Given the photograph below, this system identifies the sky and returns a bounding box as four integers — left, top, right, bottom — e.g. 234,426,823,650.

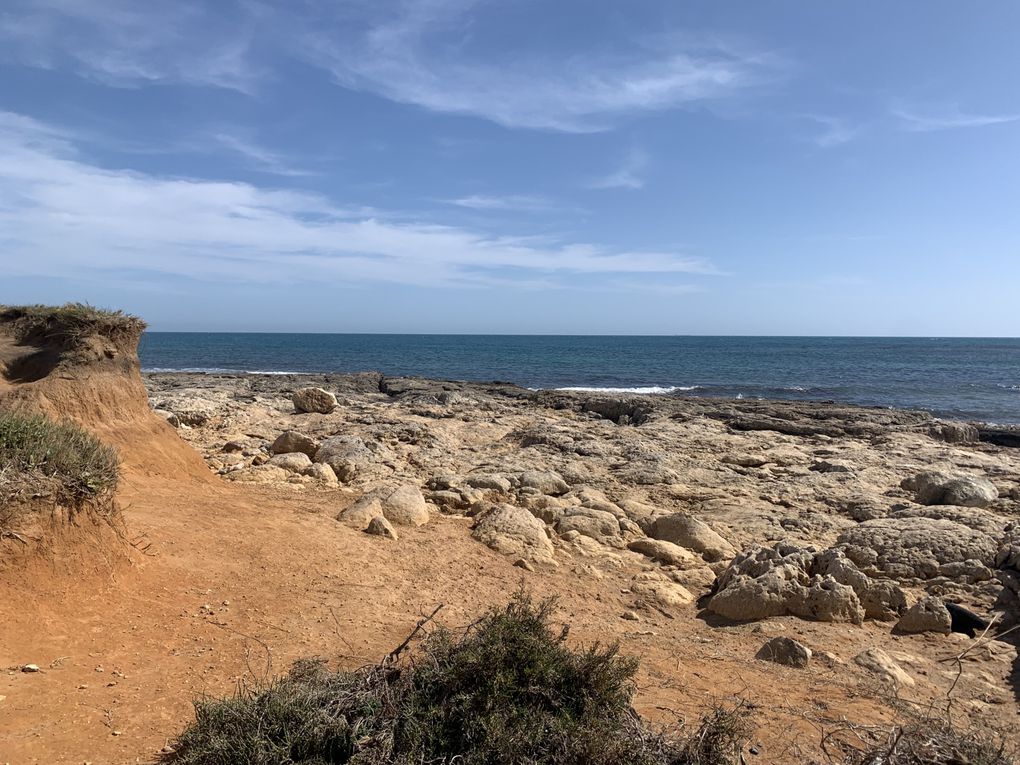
1,0,1019,335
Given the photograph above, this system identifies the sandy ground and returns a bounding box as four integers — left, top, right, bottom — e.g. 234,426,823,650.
2,468,1014,765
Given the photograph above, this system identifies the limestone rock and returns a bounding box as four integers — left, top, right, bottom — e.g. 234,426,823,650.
853,648,915,686
928,422,979,444
378,484,430,526
292,387,338,414
556,507,622,544
649,513,736,563
756,637,811,668
314,436,376,482
896,596,952,634
336,496,384,528
268,452,313,473
902,470,998,508
464,473,512,493
627,538,701,569
306,463,338,485
630,572,695,609
837,517,997,582
471,504,554,564
519,470,569,496
707,543,877,624
270,430,319,458
365,516,398,540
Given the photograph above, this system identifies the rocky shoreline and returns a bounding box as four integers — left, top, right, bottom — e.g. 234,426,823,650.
143,370,1020,708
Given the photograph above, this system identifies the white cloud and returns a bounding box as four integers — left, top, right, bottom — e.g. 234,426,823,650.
443,194,559,212
893,106,1020,132
0,112,719,291
298,1,772,132
804,115,860,148
0,0,257,91
588,149,647,190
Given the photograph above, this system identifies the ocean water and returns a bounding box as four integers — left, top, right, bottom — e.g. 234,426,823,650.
139,334,1020,424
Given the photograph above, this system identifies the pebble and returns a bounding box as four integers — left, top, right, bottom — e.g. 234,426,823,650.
20,664,40,673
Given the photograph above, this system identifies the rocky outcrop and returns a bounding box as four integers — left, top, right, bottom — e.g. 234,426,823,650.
853,648,914,687
268,452,313,473
837,517,997,582
707,543,907,624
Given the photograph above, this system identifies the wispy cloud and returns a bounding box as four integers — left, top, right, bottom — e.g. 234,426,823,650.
210,132,315,177
0,112,720,291
588,149,648,190
297,2,774,132
803,115,860,148
892,105,1020,132
442,194,560,212
0,0,257,91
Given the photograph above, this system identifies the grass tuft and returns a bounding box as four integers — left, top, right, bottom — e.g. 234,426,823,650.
164,592,753,765
0,410,119,508
0,302,146,347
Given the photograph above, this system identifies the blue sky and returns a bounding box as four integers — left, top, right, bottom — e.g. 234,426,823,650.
1,1,1018,335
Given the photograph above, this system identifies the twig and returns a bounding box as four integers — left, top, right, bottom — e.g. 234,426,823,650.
385,604,444,664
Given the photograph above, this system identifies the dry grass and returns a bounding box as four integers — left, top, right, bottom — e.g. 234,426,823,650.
0,303,146,347
164,593,753,765
846,719,1014,765
0,410,119,510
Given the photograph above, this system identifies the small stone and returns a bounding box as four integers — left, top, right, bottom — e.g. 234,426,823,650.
755,637,812,668
111,730,122,736
513,558,535,572
20,664,40,673
292,387,338,414
365,516,398,540
853,648,915,687
621,611,641,621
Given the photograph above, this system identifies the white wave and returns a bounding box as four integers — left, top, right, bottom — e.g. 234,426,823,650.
553,385,698,395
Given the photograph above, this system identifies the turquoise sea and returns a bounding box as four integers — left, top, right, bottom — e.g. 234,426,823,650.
139,334,1020,425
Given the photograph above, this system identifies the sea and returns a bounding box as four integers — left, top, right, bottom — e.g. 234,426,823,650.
138,334,1020,425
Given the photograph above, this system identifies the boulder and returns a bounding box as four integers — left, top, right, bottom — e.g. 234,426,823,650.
471,504,554,564
270,430,319,458
337,496,384,528
365,516,398,540
292,387,338,414
853,648,914,687
556,507,622,544
627,538,701,569
519,470,569,496
314,436,376,482
756,637,811,668
896,596,952,635
268,452,313,473
649,513,736,563
630,572,695,609
837,517,998,582
306,463,339,485
379,484,430,526
814,548,907,620
902,471,998,508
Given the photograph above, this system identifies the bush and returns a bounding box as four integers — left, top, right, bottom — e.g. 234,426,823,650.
0,410,119,507
164,593,752,765
0,302,146,347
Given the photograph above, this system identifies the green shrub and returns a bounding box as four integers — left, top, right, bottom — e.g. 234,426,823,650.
0,302,146,347
0,410,119,506
164,593,752,765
